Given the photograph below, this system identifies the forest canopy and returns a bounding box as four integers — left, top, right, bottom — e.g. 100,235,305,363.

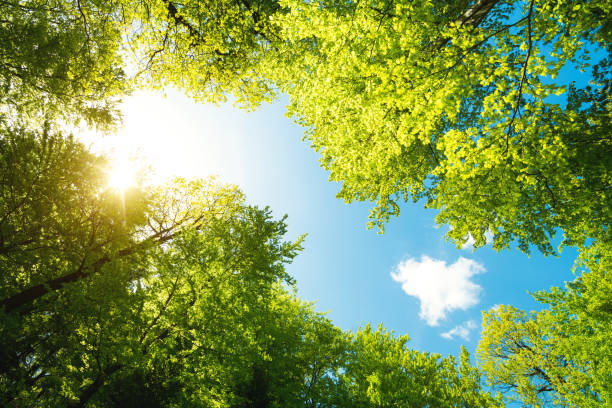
0,0,610,406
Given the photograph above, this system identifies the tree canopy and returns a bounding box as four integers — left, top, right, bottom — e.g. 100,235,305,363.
477,240,611,407
0,0,286,129
0,0,126,129
272,0,611,255
0,0,610,406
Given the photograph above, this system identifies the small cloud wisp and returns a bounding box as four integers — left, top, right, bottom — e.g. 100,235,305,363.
441,320,478,341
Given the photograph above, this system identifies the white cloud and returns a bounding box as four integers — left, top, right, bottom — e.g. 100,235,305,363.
391,256,486,326
441,320,478,341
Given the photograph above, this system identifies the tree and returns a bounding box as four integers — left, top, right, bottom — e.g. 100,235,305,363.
0,122,149,313
0,126,304,406
0,0,127,129
335,324,502,407
271,0,611,255
477,242,612,407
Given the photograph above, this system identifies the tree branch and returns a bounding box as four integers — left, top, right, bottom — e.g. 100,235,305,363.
436,0,501,49
0,215,200,313
73,363,123,408
164,0,231,56
505,0,534,154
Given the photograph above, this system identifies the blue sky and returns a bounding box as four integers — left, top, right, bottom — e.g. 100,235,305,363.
82,88,578,359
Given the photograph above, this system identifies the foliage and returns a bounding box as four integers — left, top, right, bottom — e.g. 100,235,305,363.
2,0,609,255
272,0,611,255
477,241,612,407
0,122,148,310
0,0,287,130
123,0,284,107
0,0,126,129
334,324,501,407
1,0,610,406
5,0,608,255
0,129,303,406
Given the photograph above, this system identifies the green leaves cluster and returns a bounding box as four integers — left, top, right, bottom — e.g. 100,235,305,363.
0,0,126,129
334,325,502,407
124,0,283,107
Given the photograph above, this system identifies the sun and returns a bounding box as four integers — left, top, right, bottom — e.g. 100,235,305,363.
107,155,137,192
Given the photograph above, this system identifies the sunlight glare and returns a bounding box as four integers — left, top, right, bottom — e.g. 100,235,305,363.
78,89,249,189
